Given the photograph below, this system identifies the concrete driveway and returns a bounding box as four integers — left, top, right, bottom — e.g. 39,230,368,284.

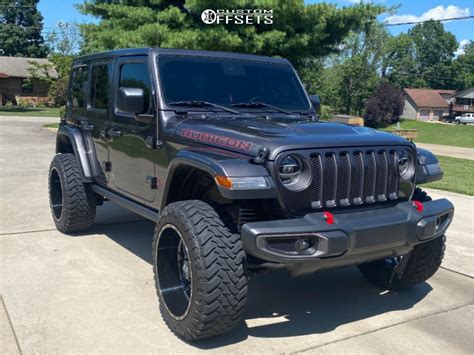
1,116,473,354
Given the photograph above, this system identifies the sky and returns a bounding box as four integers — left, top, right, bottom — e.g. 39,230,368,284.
38,0,473,52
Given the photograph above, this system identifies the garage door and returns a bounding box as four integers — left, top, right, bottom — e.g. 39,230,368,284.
433,110,444,120
419,109,430,121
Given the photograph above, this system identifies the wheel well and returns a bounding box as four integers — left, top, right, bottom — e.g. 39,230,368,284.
56,134,74,155
165,165,228,206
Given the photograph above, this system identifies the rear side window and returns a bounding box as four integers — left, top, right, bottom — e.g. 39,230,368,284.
118,62,152,112
69,66,88,108
90,63,111,110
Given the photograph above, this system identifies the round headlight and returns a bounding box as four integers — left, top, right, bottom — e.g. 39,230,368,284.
279,155,304,187
398,150,415,180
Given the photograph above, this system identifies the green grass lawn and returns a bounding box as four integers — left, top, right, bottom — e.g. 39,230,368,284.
424,156,474,196
43,122,60,129
382,120,474,148
0,106,61,117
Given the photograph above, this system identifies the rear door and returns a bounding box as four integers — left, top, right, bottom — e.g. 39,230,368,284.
108,56,157,202
87,61,113,185
68,63,112,186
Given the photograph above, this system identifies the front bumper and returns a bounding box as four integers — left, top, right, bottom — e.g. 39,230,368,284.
241,199,454,275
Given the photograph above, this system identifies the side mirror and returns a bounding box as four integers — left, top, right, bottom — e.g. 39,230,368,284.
309,95,321,112
118,87,145,114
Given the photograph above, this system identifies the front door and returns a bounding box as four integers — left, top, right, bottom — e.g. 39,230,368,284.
108,56,157,203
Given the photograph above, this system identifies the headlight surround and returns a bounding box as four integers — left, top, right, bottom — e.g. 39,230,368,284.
278,154,311,191
398,149,415,180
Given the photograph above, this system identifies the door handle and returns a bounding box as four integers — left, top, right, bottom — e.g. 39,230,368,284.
107,127,122,138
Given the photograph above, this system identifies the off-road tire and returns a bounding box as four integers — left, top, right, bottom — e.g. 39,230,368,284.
152,200,247,341
48,153,97,233
358,188,446,290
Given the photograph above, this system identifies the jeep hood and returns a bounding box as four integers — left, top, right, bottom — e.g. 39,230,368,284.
173,117,411,160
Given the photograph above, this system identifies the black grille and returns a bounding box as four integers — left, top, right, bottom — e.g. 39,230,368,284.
308,148,400,209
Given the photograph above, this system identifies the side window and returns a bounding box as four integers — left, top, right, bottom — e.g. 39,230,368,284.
69,66,88,109
90,63,111,110
118,62,152,113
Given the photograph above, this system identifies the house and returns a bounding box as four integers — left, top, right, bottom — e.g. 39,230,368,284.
402,88,455,121
449,87,474,117
0,56,58,106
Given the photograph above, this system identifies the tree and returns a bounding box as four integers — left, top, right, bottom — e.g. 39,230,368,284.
300,21,387,115
45,21,82,56
43,22,81,105
409,20,457,71
78,0,384,70
383,34,424,88
364,81,404,128
0,0,48,57
452,41,474,89
383,21,458,89
27,21,78,106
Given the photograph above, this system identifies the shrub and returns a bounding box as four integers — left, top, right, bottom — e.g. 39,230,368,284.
364,81,404,128
320,105,334,120
48,75,69,106
59,105,66,118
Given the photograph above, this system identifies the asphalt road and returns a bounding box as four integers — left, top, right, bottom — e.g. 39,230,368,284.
1,116,473,354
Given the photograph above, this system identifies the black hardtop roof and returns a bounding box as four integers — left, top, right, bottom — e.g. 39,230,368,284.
73,47,290,65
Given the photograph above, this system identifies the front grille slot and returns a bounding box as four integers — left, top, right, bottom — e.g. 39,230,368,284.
306,147,401,209
309,155,323,209
323,154,337,207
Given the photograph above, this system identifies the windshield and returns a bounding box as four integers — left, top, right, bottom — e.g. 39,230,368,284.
157,55,310,112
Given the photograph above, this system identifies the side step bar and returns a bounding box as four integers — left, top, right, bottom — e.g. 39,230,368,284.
92,185,159,222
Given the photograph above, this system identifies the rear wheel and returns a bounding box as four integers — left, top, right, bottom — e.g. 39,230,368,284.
48,153,98,233
153,200,247,340
358,188,445,290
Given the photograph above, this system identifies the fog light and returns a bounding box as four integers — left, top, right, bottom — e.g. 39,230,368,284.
295,238,310,252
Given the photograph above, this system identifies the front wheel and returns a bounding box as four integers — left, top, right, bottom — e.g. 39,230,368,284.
152,200,247,341
358,188,445,290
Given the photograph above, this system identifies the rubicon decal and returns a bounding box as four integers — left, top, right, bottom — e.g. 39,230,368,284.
180,128,253,152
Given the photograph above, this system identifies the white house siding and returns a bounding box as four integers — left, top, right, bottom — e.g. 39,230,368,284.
459,87,474,99
403,98,418,119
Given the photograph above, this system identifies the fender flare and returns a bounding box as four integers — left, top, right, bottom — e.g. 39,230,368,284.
56,125,93,181
416,147,443,184
159,149,277,208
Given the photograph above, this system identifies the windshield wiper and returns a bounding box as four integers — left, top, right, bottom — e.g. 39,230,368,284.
231,101,293,115
168,100,240,115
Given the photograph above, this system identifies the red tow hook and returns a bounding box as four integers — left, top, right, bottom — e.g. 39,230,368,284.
324,211,335,225
412,200,424,212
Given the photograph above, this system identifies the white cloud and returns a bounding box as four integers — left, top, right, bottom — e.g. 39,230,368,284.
454,39,471,56
385,5,470,25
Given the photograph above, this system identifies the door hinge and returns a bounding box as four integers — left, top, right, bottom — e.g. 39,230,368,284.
104,161,112,172
146,136,164,149
146,175,158,189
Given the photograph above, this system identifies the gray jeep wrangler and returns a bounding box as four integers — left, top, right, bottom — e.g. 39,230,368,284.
49,48,454,341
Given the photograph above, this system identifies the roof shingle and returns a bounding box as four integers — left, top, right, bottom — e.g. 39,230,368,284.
0,56,58,78
403,88,453,108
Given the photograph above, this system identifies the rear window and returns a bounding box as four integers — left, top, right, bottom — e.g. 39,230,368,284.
90,63,111,110
69,66,88,108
